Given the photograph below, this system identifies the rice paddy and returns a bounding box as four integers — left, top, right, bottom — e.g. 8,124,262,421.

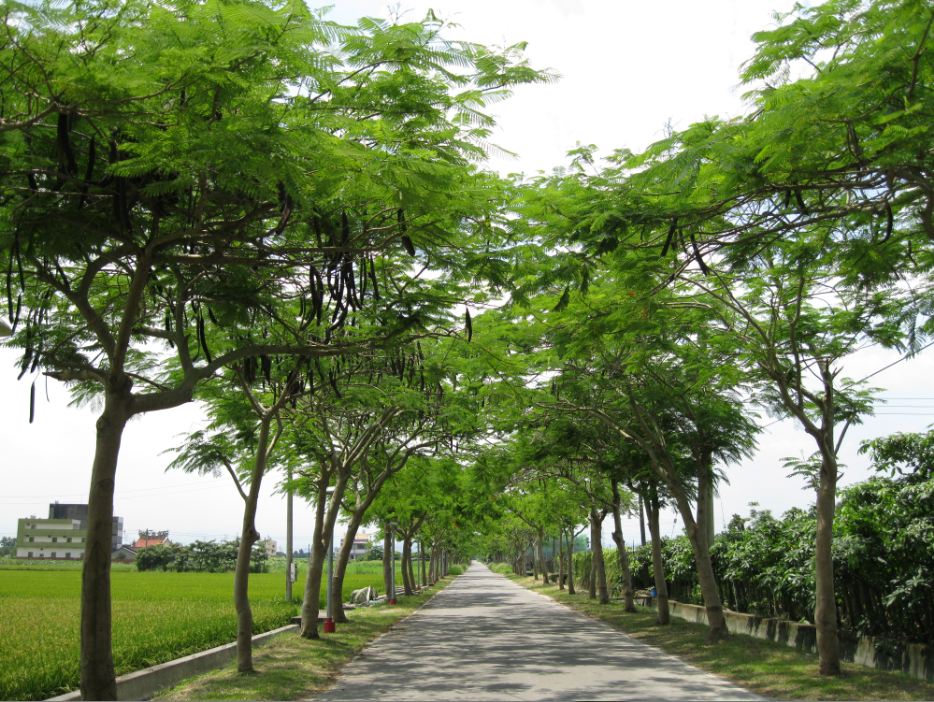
0,561,395,700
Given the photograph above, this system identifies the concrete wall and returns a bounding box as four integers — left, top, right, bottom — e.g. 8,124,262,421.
664,600,933,682
46,624,298,701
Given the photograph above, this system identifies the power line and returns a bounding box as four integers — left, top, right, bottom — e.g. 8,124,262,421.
759,341,934,430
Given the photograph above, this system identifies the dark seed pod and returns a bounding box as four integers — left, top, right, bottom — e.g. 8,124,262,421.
465,309,473,342
661,217,677,257
401,235,416,257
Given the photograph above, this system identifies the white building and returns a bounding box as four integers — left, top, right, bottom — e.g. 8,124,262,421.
15,517,86,560
343,531,371,560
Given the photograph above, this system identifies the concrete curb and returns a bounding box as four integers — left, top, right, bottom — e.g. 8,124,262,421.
47,624,298,701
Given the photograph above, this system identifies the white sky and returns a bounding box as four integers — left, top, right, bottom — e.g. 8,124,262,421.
3,0,932,551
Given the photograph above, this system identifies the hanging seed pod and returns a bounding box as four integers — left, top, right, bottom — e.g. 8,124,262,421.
197,313,212,363
689,232,709,276
661,217,677,257
368,257,379,300
29,380,36,424
261,355,271,384
465,309,473,342
794,188,808,215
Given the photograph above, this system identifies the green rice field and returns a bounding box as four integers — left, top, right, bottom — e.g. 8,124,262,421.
0,561,397,700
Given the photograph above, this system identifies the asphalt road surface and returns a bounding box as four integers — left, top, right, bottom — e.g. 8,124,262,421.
314,561,760,701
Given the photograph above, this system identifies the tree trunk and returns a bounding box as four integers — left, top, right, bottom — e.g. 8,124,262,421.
815,449,841,675
557,531,566,590
406,537,417,591
669,467,727,641
612,480,636,612
233,417,271,673
590,509,609,604
647,487,669,625
638,494,647,546
80,392,130,700
566,529,576,595
381,529,392,596
299,483,328,640
332,515,364,624
419,540,427,587
285,468,293,603
401,537,413,595
537,528,549,584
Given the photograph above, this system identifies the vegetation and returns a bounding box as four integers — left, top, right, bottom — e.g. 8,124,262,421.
1,0,932,693
512,575,934,701
135,540,269,573
0,562,401,701
565,442,934,648
153,578,453,701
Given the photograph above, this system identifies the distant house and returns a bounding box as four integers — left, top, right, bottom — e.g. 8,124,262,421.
15,502,124,560
112,545,138,562
132,530,170,549
15,518,85,560
259,537,277,558
343,532,371,560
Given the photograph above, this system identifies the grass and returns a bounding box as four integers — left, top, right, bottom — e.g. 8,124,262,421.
0,560,400,700
509,575,934,701
154,578,453,701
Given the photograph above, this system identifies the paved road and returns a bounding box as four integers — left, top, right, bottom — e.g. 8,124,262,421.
315,561,760,701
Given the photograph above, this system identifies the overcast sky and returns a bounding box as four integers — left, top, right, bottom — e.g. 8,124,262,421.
3,0,932,551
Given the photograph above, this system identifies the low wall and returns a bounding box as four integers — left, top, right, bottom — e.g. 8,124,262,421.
664,600,933,682
47,624,298,701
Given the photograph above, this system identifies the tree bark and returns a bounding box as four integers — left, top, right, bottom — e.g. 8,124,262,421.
566,529,576,595
406,537,417,591
815,447,841,675
300,470,347,638
232,416,271,673
299,481,328,640
285,468,293,603
611,481,636,612
647,487,670,625
332,516,363,624
638,494,647,546
401,537,413,595
80,391,130,700
557,531,566,590
537,527,549,584
590,509,609,604
382,529,393,596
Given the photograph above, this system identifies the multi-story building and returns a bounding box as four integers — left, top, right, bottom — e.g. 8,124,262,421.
48,502,123,551
343,532,371,560
14,503,125,560
15,518,86,560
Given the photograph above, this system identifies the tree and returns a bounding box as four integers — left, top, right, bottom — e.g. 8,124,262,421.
1,2,547,695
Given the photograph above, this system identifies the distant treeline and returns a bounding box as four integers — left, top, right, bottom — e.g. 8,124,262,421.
136,540,268,573
575,465,933,645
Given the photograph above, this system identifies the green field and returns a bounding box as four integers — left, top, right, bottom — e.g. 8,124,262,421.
0,561,398,701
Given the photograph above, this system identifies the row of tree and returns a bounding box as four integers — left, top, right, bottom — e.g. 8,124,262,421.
135,540,269,573
2,0,931,695
0,0,547,697
562,430,933,645
466,0,933,678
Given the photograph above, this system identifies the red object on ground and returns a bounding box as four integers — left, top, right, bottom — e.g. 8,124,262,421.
388,598,397,605
323,618,336,633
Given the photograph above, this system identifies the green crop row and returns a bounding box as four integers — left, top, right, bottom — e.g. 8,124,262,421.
0,561,397,700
